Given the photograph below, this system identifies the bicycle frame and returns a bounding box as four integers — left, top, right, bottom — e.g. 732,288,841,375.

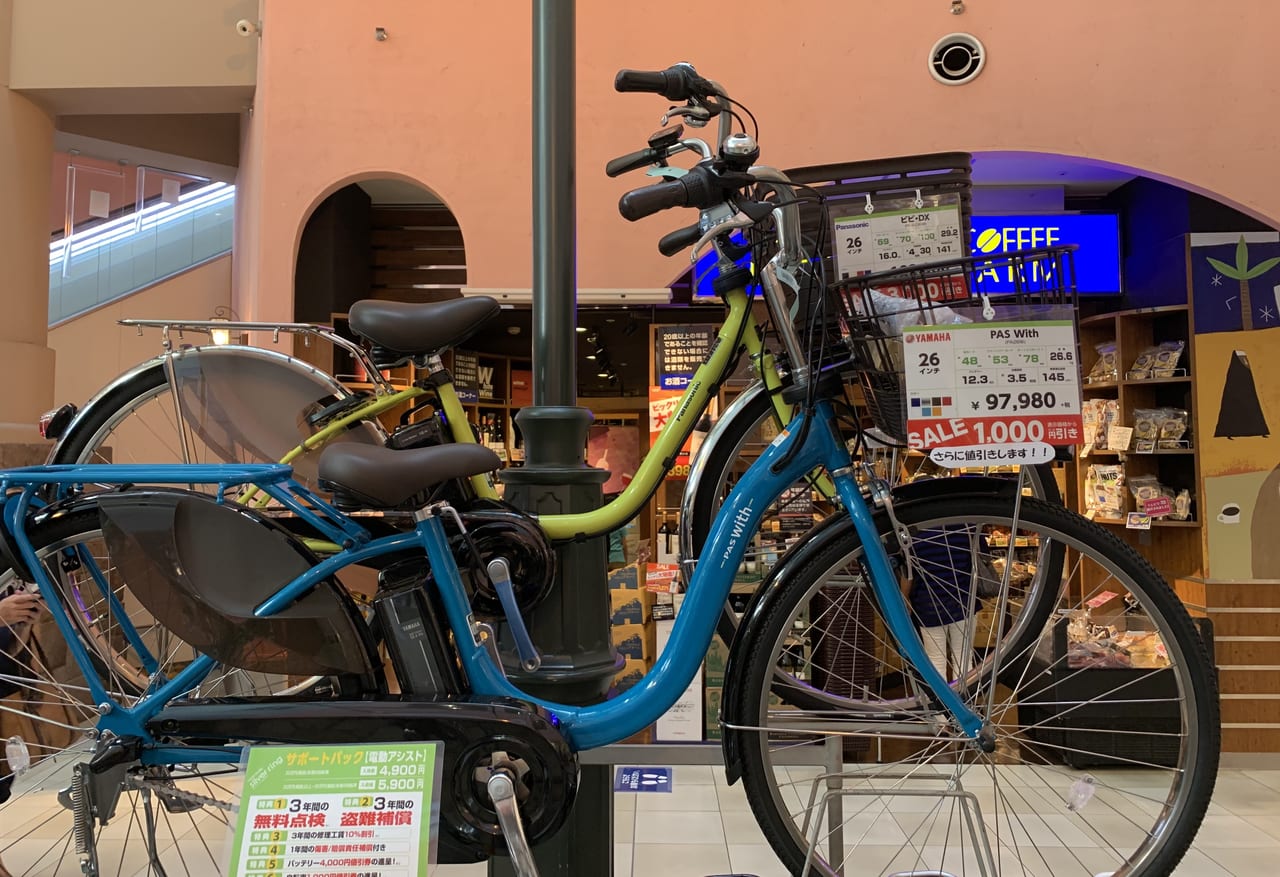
0,399,984,763
120,286,791,545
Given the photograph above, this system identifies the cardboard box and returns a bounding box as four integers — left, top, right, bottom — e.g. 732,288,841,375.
610,588,655,625
613,657,649,693
704,633,730,686
611,622,656,661
607,564,641,590
704,686,723,741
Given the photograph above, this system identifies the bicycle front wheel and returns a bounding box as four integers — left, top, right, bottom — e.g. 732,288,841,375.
687,384,1062,649
729,495,1218,877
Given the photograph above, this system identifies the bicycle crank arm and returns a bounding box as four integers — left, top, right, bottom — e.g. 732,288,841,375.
488,558,541,671
487,771,541,877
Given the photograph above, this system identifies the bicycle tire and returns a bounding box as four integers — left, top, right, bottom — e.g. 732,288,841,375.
729,495,1218,877
687,387,1062,648
0,504,326,876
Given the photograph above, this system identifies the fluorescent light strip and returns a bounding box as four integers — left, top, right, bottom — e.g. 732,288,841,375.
50,183,234,265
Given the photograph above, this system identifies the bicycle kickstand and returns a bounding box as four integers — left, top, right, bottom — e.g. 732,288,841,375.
485,769,540,877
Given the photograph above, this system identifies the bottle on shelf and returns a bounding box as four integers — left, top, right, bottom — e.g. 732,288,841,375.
657,517,679,565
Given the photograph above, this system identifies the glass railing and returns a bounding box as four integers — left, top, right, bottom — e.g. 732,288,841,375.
49,182,235,325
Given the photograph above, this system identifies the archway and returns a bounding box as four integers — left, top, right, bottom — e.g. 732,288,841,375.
293,175,466,325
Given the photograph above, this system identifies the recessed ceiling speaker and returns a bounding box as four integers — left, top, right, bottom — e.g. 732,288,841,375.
928,33,986,85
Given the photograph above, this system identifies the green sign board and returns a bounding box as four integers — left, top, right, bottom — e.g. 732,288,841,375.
227,742,443,877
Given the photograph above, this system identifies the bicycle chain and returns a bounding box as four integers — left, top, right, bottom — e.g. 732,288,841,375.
126,775,236,812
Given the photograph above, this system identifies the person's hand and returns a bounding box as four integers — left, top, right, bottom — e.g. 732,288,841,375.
0,593,41,630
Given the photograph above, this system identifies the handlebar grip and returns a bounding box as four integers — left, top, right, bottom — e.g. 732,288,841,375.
605,147,661,178
618,179,688,221
658,223,703,257
614,69,671,94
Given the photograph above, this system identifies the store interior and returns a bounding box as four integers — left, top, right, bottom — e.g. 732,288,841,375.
4,3,1280,875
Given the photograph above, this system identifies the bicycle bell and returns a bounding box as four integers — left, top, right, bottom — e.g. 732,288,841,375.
721,132,760,170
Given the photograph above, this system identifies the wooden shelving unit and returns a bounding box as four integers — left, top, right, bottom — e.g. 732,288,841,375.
1074,304,1203,587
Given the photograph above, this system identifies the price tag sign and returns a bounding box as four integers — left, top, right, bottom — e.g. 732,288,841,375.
832,195,965,279
904,319,1082,449
228,742,442,877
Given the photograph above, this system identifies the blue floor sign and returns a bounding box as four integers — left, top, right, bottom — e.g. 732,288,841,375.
614,766,672,792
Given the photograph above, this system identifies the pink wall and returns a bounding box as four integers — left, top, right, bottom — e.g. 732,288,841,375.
235,0,1280,322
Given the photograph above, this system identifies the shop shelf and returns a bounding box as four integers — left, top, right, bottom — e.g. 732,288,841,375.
1019,617,1213,769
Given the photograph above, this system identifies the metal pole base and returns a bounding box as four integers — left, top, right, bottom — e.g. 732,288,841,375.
500,406,619,704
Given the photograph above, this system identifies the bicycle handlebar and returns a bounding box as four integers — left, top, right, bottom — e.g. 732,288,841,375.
605,147,663,178
618,164,729,221
658,223,703,256
614,64,717,101
618,180,690,221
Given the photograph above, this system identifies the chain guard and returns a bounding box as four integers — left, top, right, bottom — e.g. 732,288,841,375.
146,695,577,864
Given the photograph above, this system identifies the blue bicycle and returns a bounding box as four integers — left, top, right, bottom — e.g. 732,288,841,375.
0,64,1216,877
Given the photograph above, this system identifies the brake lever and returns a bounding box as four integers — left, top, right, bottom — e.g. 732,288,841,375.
690,210,755,263
663,105,713,129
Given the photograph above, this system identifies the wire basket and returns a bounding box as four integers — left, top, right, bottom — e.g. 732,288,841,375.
823,245,1078,443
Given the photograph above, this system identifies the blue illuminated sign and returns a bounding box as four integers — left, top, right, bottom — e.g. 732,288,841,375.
970,214,1121,294
690,234,753,299
687,214,1121,297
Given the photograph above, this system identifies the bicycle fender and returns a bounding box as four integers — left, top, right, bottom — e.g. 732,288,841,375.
718,476,1017,783
50,345,387,466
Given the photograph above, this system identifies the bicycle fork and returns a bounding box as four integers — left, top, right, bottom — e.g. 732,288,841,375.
833,466,992,747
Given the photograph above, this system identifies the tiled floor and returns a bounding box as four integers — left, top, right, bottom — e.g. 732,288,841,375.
5,764,1280,875
439,765,1280,876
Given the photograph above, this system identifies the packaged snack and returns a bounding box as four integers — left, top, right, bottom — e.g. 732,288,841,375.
1152,340,1186,378
1082,399,1122,449
1172,489,1192,521
1132,408,1161,452
1082,399,1107,450
1158,408,1189,448
1128,475,1163,513
1127,341,1186,380
1085,464,1126,518
1099,399,1121,449
1127,345,1162,380
1087,342,1119,384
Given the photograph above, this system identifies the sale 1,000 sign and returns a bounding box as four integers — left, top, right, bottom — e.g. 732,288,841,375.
903,320,1083,450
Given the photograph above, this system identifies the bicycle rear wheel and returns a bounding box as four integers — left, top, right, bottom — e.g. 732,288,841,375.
0,499,387,874
0,512,246,875
728,495,1218,877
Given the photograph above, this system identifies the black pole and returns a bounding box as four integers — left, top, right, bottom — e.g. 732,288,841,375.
491,2,616,873
531,0,575,406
